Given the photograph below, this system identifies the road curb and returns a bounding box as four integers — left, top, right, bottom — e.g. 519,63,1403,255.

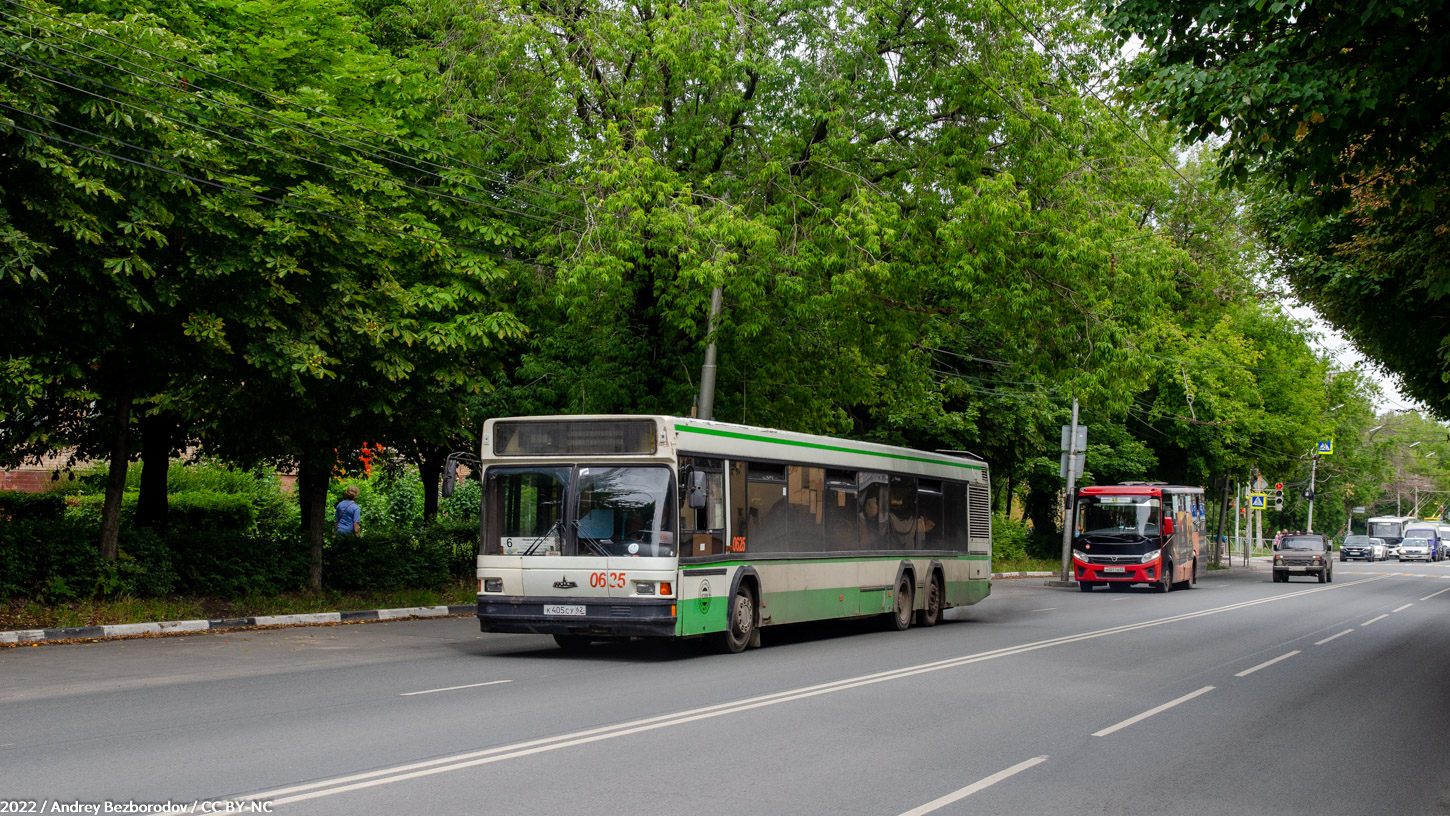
991,571,1057,578
0,604,477,646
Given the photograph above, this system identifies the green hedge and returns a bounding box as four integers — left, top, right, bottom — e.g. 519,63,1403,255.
0,491,67,521
68,491,258,532
0,496,478,601
324,523,476,591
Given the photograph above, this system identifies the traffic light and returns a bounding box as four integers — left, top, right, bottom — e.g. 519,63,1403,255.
1274,482,1284,510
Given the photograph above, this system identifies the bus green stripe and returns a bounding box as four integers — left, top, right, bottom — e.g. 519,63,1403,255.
674,425,985,471
682,554,990,569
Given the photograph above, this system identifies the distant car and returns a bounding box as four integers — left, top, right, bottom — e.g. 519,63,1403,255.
1383,540,1401,559
1400,537,1434,562
1340,535,1385,562
1274,534,1333,583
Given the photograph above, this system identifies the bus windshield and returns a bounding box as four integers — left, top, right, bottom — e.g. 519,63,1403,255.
1076,495,1161,540
1368,521,1402,539
486,465,676,557
576,466,677,557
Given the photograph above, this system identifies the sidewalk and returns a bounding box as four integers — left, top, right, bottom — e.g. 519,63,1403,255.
0,604,478,646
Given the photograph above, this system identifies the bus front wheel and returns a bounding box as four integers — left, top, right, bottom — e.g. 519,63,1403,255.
711,586,756,654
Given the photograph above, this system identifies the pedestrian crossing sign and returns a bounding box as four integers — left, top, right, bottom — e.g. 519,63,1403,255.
1317,440,1334,455
1250,493,1266,509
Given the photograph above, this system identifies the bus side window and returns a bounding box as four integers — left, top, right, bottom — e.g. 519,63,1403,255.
858,473,889,551
943,481,969,553
825,470,858,551
729,460,748,554
747,462,790,552
786,466,826,552
681,457,725,556
889,474,918,550
919,479,944,550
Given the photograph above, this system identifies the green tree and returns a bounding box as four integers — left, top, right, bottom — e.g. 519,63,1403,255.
1103,0,1450,416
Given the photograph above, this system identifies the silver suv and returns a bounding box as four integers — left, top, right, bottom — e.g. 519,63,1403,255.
1273,534,1332,583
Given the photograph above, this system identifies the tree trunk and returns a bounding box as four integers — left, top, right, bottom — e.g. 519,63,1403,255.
421,446,447,523
136,410,177,529
98,385,134,560
297,455,330,593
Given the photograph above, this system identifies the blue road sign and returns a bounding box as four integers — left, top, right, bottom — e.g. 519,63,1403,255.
1317,440,1334,455
1250,493,1267,509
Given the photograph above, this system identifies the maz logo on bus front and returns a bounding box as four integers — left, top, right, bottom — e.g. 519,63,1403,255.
589,572,628,589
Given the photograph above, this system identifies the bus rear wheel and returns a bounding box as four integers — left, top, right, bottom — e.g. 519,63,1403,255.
891,577,914,631
917,575,943,626
710,586,756,654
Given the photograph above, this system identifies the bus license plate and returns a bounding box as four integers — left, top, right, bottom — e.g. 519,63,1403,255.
544,605,586,616
1102,566,1126,573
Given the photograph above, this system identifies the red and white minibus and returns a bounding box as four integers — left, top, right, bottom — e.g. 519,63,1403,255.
1071,482,1205,593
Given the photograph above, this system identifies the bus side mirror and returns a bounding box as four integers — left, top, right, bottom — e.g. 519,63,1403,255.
686,469,707,509
441,458,458,499
1162,517,1174,536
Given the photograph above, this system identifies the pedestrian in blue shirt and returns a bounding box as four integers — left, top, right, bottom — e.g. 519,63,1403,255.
335,485,361,537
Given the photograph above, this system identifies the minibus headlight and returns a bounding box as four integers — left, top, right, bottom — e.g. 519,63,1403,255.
483,578,503,593
1140,550,1162,563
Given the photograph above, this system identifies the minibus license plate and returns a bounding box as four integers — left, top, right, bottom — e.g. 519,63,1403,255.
1102,566,1126,573
544,605,586,616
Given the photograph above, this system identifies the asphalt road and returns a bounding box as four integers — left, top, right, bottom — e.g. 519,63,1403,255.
5,558,1450,816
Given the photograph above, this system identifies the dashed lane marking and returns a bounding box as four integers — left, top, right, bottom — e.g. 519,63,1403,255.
897,756,1050,816
1093,686,1216,737
1235,651,1301,677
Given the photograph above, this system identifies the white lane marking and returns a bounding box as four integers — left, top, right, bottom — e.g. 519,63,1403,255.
1362,614,1389,626
234,577,1385,805
1393,603,1414,613
1030,608,1056,612
1111,598,1129,602
1234,650,1301,677
1092,686,1216,737
1315,630,1354,645
401,680,511,697
1421,587,1450,601
897,756,1050,816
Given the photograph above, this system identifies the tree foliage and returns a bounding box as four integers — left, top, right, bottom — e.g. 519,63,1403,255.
1104,0,1450,417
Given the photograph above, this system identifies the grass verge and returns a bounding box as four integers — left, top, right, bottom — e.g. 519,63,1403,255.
0,580,477,630
992,557,1060,573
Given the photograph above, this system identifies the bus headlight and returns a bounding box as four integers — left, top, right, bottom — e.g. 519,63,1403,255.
483,578,503,593
1140,550,1162,563
1072,549,1090,562
635,582,655,595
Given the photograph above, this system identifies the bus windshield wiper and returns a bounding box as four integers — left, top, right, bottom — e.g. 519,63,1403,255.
573,520,612,556
522,518,562,556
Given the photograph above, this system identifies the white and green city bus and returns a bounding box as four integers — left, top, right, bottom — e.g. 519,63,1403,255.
473,415,993,652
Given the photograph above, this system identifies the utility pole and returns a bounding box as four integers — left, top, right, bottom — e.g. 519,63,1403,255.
1234,480,1242,561
1307,454,1318,533
1252,479,1259,564
696,286,723,420
1058,398,1081,584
